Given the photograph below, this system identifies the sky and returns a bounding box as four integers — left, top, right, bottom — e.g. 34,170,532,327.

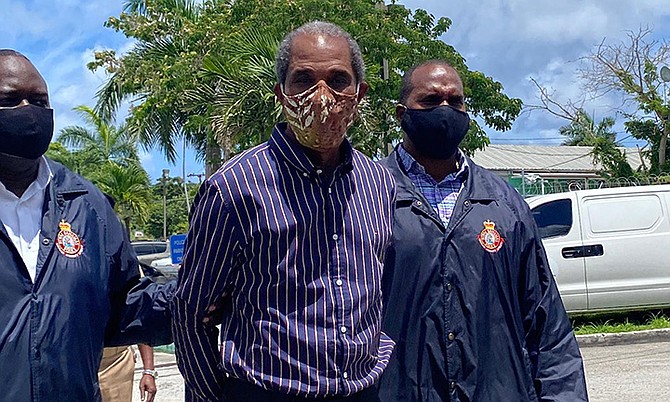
2,0,670,183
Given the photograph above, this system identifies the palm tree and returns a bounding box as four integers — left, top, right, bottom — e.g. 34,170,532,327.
92,0,217,171
54,105,154,233
57,105,139,167
559,109,634,177
185,26,282,159
559,109,616,146
94,161,152,234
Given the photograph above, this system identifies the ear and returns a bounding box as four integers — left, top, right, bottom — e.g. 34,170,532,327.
356,81,369,102
395,104,406,121
273,83,283,104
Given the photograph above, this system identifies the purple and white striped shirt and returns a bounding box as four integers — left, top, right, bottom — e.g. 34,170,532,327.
173,123,396,400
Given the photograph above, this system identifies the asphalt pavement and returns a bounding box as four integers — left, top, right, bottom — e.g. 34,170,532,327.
134,331,670,401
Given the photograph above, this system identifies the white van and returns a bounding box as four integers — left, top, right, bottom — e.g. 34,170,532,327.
526,184,670,313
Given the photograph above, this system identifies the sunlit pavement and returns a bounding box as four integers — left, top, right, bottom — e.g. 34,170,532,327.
133,339,670,401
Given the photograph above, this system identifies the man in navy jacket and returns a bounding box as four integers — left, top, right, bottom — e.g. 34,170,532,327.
0,49,174,402
377,60,588,401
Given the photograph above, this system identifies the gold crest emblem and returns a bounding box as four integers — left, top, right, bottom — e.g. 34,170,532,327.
56,220,84,258
477,220,504,253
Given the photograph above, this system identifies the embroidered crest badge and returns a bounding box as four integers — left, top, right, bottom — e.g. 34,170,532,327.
477,220,504,253
56,220,84,258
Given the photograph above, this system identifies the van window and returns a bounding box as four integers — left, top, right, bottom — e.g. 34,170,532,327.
531,198,572,239
585,195,662,233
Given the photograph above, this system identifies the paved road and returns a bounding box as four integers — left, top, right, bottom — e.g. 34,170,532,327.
581,340,670,402
134,340,670,401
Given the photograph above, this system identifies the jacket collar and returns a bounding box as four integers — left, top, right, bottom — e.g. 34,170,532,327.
46,159,90,201
384,144,497,204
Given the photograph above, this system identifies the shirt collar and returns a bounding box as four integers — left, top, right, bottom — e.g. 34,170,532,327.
0,156,53,201
268,122,354,176
397,144,469,183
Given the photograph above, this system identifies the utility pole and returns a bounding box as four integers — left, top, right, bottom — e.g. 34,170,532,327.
162,168,170,240
188,172,205,184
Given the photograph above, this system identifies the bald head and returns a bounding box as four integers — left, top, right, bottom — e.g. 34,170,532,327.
399,60,462,105
0,51,49,108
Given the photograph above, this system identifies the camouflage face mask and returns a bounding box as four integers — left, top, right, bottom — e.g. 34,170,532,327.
281,81,359,150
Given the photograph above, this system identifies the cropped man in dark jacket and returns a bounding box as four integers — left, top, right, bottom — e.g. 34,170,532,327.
377,60,588,401
0,49,174,402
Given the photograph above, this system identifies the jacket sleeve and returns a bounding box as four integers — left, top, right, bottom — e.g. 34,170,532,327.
104,200,176,347
520,217,589,401
171,179,241,402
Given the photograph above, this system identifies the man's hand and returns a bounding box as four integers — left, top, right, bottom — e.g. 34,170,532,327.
138,344,157,402
139,373,157,402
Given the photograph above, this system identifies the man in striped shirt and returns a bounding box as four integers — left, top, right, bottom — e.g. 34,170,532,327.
172,21,396,402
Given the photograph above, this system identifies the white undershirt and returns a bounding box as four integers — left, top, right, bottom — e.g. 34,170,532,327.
0,157,53,282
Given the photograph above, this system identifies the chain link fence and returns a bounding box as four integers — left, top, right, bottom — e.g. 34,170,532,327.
508,174,670,197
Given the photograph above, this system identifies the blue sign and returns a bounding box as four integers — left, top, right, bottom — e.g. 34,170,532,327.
170,234,187,264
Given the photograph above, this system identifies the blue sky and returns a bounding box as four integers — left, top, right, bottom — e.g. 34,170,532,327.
2,0,670,182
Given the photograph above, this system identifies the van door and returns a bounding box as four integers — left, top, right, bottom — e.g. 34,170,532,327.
581,190,670,310
529,192,587,312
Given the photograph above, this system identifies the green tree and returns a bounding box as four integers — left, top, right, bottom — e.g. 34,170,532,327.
141,177,196,239
531,79,636,178
45,142,99,176
95,162,153,234
558,109,635,177
559,109,616,146
90,0,522,164
57,105,139,169
558,110,634,178
88,0,221,173
580,27,670,173
48,105,154,234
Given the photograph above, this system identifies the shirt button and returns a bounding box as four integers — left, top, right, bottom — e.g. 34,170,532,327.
450,381,456,390
42,238,50,246
340,326,347,333
332,234,339,240
343,372,349,379
448,332,455,341
335,279,343,286
316,169,323,174
302,172,309,177
446,282,453,291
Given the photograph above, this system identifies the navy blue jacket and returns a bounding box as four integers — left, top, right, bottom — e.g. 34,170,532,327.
378,149,588,402
0,160,175,402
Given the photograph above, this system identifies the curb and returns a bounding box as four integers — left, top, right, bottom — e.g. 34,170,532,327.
576,328,670,347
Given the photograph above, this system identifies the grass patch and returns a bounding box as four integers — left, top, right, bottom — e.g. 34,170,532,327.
154,343,175,354
571,309,670,335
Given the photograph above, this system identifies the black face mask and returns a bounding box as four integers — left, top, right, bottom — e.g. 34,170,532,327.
0,104,54,160
400,105,470,160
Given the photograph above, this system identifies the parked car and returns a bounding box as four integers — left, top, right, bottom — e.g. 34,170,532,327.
150,257,180,278
131,241,170,266
526,184,670,313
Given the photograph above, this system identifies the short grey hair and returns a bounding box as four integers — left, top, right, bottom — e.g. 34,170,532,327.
0,49,29,60
275,21,365,86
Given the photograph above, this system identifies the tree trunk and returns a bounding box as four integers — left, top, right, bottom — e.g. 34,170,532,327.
124,216,132,240
660,123,669,170
205,137,222,177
